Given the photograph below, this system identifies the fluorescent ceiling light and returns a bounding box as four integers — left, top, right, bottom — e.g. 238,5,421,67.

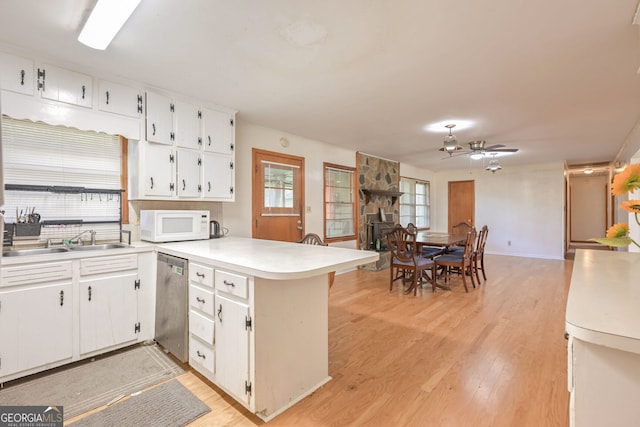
78,0,142,50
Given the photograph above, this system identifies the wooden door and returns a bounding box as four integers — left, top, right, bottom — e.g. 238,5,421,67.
448,180,475,232
252,149,305,242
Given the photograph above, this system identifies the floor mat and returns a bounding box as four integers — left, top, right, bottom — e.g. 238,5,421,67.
0,344,184,420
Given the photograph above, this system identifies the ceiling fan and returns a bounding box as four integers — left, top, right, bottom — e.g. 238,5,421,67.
438,124,519,159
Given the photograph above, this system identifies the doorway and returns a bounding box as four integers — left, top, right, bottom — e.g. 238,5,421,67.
252,149,305,242
566,168,612,256
448,180,475,232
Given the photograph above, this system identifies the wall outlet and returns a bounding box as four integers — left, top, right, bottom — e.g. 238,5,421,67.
306,206,312,213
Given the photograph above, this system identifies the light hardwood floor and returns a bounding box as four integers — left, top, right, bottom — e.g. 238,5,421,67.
69,253,573,426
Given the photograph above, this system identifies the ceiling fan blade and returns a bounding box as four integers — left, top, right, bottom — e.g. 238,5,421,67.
487,148,519,153
483,144,505,150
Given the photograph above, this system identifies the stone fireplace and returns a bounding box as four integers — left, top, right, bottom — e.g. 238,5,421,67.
357,153,402,270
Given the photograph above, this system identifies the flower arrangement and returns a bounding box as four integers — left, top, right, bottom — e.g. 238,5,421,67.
591,163,640,248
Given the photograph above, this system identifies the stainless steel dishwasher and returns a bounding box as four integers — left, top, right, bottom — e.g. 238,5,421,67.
155,252,188,362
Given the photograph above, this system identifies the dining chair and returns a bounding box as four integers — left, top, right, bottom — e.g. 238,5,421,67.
473,225,489,282
297,233,336,289
386,225,436,296
449,221,472,253
435,227,477,292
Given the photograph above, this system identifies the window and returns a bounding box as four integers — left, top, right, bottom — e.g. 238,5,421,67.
399,177,430,228
1,116,124,242
324,163,355,241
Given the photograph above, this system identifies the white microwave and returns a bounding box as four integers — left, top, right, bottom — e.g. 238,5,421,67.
140,210,210,242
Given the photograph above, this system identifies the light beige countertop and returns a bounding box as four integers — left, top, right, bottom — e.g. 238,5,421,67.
156,237,379,280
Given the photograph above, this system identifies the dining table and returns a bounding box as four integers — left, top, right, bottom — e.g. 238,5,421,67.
415,231,466,250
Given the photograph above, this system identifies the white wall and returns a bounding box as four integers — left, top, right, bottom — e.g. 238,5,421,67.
223,121,359,248
433,162,566,260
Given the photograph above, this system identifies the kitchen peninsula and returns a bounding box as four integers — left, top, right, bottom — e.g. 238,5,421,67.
565,249,640,427
156,237,378,421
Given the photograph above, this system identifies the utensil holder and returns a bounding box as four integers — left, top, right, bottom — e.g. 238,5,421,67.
3,223,14,246
15,223,42,237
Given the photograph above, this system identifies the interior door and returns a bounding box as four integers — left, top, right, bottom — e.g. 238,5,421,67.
448,180,475,232
252,149,304,242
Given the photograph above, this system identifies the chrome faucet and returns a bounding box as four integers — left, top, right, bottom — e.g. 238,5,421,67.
68,230,96,246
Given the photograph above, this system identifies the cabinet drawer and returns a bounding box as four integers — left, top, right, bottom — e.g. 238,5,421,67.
189,336,214,375
189,263,214,288
189,310,214,343
189,284,214,316
215,270,248,299
80,254,138,275
1,261,73,287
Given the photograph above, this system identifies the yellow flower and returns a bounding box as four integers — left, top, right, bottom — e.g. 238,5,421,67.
612,164,640,196
621,200,640,214
606,223,629,238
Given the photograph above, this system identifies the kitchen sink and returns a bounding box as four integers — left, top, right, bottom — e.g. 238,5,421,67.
3,247,70,257
68,243,131,251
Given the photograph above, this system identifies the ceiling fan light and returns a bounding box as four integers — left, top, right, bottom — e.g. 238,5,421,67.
485,159,502,173
469,152,484,160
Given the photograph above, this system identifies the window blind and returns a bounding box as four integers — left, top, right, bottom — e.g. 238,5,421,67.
1,117,122,244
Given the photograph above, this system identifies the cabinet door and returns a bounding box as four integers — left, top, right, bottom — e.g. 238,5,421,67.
203,108,234,154
0,52,34,95
39,64,93,107
176,149,202,198
174,100,202,149
98,80,142,118
79,272,138,355
215,294,250,406
145,91,173,144
203,153,234,200
143,143,175,197
0,283,72,377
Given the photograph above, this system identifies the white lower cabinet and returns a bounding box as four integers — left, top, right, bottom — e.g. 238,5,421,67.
0,251,153,383
188,262,215,378
0,261,74,381
0,282,73,378
79,254,139,355
214,293,250,406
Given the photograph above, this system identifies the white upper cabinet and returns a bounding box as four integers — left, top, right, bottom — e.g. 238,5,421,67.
174,100,202,150
98,80,142,118
38,64,93,108
176,149,202,198
203,108,235,155
203,152,234,201
145,90,173,144
0,52,34,95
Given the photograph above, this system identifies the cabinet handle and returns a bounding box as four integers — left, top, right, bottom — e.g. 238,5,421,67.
81,85,86,99
88,286,92,301
196,272,205,278
223,280,235,288
60,290,64,306
196,297,205,304
20,69,25,85
152,123,156,136
208,182,211,192
208,135,212,146
217,304,223,322
182,179,186,191
196,350,206,359
105,90,110,104
150,177,154,189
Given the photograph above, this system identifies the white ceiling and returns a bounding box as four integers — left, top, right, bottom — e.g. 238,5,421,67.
1,0,640,171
